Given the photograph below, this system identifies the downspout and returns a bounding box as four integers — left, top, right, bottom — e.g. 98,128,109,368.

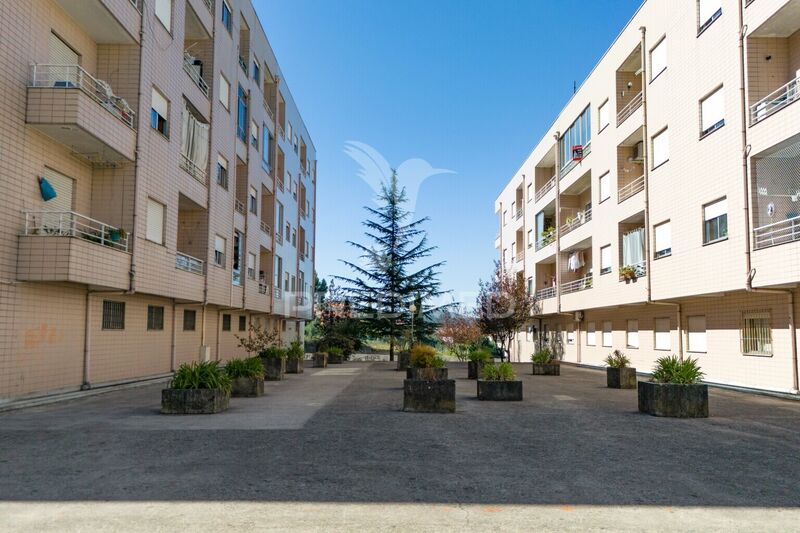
128,0,147,294
82,290,92,390
554,133,563,313
170,299,177,372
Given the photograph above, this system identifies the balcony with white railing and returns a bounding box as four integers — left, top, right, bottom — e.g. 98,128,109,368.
516,250,524,263
23,210,129,251
260,220,272,236
617,91,643,126
561,207,592,236
274,285,283,299
180,152,208,184
176,252,204,275
753,216,800,250
235,199,246,215
535,286,556,300
535,176,556,202
535,231,555,252
750,76,800,125
561,275,593,295
183,51,210,97
618,175,645,203
258,281,270,295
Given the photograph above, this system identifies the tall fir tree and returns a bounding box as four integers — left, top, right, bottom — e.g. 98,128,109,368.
337,171,448,360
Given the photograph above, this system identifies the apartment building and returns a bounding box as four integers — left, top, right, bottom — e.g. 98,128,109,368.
0,0,317,403
495,0,800,394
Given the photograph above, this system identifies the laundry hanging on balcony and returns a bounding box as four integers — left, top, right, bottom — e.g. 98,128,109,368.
567,251,585,272
181,103,210,171
38,176,57,201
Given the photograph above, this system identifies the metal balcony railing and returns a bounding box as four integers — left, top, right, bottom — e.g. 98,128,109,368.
535,176,556,202
515,207,523,220
535,232,555,251
176,252,204,275
202,0,213,12
235,199,245,215
516,250,524,263
238,54,247,73
561,275,593,295
180,152,207,184
750,76,800,125
260,220,271,236
265,101,275,122
618,175,645,203
258,281,269,295
275,230,283,245
29,64,136,129
535,287,556,300
183,52,210,97
617,91,643,126
561,207,592,236
23,210,129,251
753,216,800,250
274,286,282,299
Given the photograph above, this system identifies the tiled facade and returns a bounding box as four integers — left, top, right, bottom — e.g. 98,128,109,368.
0,0,317,402
496,0,800,394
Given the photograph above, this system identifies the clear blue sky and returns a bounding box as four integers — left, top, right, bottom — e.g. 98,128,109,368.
254,0,642,304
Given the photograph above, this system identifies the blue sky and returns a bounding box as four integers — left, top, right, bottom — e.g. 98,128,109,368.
254,0,642,303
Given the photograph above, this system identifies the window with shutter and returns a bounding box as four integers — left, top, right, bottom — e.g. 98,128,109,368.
650,38,666,81
652,128,669,168
654,318,671,350
43,168,74,212
146,198,164,244
654,221,671,258
155,0,172,30
687,316,707,353
151,88,169,136
703,198,728,244
700,86,725,136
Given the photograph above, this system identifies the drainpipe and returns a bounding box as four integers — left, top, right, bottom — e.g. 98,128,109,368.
554,133,563,314
127,1,147,294
170,299,177,372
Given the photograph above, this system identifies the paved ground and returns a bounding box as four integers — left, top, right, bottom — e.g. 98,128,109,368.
1,362,799,531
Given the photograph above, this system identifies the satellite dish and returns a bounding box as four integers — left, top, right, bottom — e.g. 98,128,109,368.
767,202,775,218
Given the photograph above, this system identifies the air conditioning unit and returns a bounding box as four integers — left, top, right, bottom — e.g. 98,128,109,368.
633,141,644,162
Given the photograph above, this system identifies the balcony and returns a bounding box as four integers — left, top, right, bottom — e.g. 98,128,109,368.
176,252,204,275
561,207,592,236
515,250,524,263
260,220,272,236
535,231,555,252
274,285,283,299
183,51,210,97
561,275,593,295
753,216,800,250
27,64,136,163
535,287,556,300
535,176,556,202
235,199,246,215
751,77,800,125
275,230,284,245
55,0,141,45
617,91,643,126
259,281,270,295
180,153,207,184
618,175,645,203
619,260,647,282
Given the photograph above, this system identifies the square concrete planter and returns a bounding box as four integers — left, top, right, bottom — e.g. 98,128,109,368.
403,379,456,413
230,376,264,397
262,357,286,381
328,353,344,364
607,367,637,389
532,363,560,375
467,360,486,379
313,352,328,368
161,388,230,414
286,358,304,374
477,380,522,401
638,381,709,418
406,367,448,380
396,351,411,371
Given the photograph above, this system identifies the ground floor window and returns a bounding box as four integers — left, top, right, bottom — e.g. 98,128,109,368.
741,310,772,356
687,315,707,353
147,305,164,331
602,321,612,347
222,314,231,331
626,319,639,349
586,322,596,346
102,300,125,330
183,310,196,331
239,315,247,331
654,317,671,350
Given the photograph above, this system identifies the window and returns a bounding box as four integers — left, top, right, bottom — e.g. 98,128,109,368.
703,197,728,244
567,325,575,345
237,85,248,141
587,322,596,346
654,221,672,259
598,100,609,131
526,183,532,202
183,309,196,331
687,315,707,353
291,228,297,247
650,37,667,81
239,315,247,331
232,231,242,285
262,127,272,170
559,106,592,171
217,155,229,189
249,186,257,214
652,128,669,168
698,0,722,34
284,271,290,291
252,61,260,84
503,210,507,225
276,201,284,232
214,235,226,267
602,321,612,347
626,319,639,349
146,198,165,244
221,0,232,33
147,305,164,331
247,252,256,280
250,120,258,147
527,277,533,295
654,317,671,350
219,74,230,110
600,245,612,275
150,88,169,137
222,314,231,331
102,300,125,330
741,310,772,356
700,86,725,136
155,0,172,30
274,255,282,288
599,172,610,202
527,229,533,248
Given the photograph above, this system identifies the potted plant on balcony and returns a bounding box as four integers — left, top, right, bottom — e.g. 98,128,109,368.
478,362,522,401
638,355,708,418
327,346,344,364
531,348,560,375
286,341,305,374
604,349,637,389
161,361,231,414
467,348,492,379
406,344,448,381
225,356,265,397
260,346,287,381
541,226,555,246
619,265,636,282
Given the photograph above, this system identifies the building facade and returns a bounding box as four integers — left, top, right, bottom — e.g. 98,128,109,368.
496,0,800,394
0,0,316,402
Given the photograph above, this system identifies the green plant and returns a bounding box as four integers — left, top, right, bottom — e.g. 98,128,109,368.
650,355,704,385
482,362,516,381
260,346,287,359
327,346,343,357
541,226,555,245
531,348,553,364
286,341,304,360
225,357,265,379
468,348,492,363
604,349,631,368
237,324,280,356
170,361,231,392
410,344,442,368
619,265,636,280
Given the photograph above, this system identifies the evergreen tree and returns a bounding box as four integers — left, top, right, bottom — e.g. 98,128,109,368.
337,171,448,360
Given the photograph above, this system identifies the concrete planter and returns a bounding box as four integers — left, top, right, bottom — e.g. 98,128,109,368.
638,381,709,418
607,367,637,389
230,376,264,397
396,351,411,371
328,353,344,364
313,352,328,368
161,388,230,414
262,357,286,381
403,379,456,413
477,380,523,401
532,363,560,375
406,367,448,380
286,358,304,374
467,360,485,379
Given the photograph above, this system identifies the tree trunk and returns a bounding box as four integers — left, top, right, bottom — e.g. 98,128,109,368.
389,336,395,362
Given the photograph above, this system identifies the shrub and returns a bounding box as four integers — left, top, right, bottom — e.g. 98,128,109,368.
327,346,343,357
287,341,304,360
604,349,631,369
482,362,516,381
318,334,356,356
468,348,492,364
531,348,553,364
651,355,704,385
225,357,265,379
410,344,445,368
260,346,287,359
170,361,231,392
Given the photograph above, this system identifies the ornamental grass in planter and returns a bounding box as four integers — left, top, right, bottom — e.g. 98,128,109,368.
225,356,265,397
478,362,522,401
605,350,637,389
638,355,708,418
161,361,231,414
313,351,328,368
468,348,492,379
286,341,305,374
260,346,287,381
327,346,344,364
403,345,454,413
406,344,448,380
531,348,560,375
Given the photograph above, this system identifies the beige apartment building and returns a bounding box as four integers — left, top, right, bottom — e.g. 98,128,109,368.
0,0,317,403
496,0,800,394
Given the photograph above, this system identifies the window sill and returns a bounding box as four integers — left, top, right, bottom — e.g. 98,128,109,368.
742,352,773,358
650,68,667,84
652,159,669,172
702,236,728,247
653,251,672,260
151,128,170,142
697,9,722,37
598,124,609,135
686,350,707,354
699,121,725,140
654,348,671,351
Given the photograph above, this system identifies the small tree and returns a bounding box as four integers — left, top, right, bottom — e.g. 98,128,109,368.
438,308,483,361
476,262,537,361
237,324,280,356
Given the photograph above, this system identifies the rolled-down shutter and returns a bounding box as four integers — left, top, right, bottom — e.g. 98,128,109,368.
43,168,74,212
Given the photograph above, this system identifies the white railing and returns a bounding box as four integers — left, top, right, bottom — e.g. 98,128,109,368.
183,52,210,97
561,207,592,235
274,286,283,299
535,286,556,300
617,91,643,125
265,101,275,122
516,250,524,262
29,64,135,129
202,0,213,12
23,210,129,252
260,220,271,236
180,152,207,184
275,230,283,245
620,260,647,281
536,232,555,251
750,76,800,125
515,207,523,220
129,0,142,12
535,176,556,202
176,252,204,275
235,199,245,215
753,216,800,250
561,275,593,295
618,175,645,203
258,281,269,295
